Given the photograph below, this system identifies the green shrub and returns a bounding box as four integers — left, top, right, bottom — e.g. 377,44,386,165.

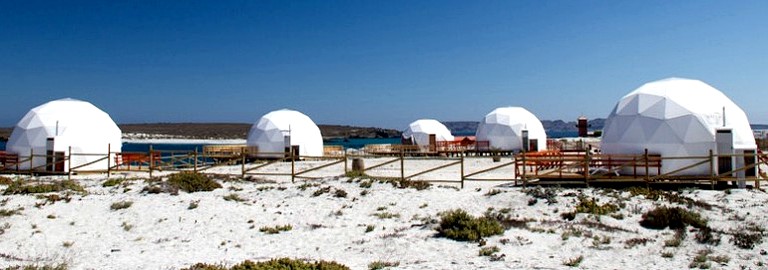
259,225,293,234
563,255,583,267
1,263,69,270
640,206,707,230
4,180,85,195
0,176,13,185
183,258,350,270
334,189,348,198
372,212,400,219
365,225,375,233
312,187,331,197
359,180,373,189
479,246,500,256
167,172,221,193
574,196,619,215
695,227,720,245
367,261,399,270
524,187,558,205
110,201,133,211
0,208,22,217
436,209,504,242
223,194,246,202
664,228,686,247
730,231,763,249
102,179,124,187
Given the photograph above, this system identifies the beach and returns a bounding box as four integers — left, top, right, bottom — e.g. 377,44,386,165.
0,154,766,270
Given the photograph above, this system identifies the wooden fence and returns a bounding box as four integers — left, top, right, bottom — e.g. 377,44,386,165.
2,146,767,189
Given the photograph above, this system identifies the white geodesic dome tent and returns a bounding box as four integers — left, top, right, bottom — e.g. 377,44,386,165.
246,109,323,158
475,107,547,152
6,98,122,172
601,78,756,175
402,119,454,146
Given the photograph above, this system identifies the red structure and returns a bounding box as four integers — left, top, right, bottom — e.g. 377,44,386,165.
577,116,589,137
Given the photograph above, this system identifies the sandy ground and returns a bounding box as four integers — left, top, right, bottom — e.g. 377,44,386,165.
0,156,767,270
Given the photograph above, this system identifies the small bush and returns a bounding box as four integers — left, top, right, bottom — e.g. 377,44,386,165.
110,201,133,211
334,189,347,198
695,227,721,246
574,196,619,215
436,209,504,242
182,258,350,270
312,187,331,197
368,261,399,270
372,212,400,219
563,255,583,267
4,180,85,195
689,249,712,269
640,206,707,230
167,172,222,193
365,225,375,233
1,263,69,270
121,221,133,231
664,228,686,247
0,176,13,185
396,179,431,190
624,238,653,249
259,225,293,234
730,231,763,249
524,187,558,205
188,201,199,210
102,179,124,187
0,208,21,217
485,189,503,196
359,180,373,189
479,246,500,256
223,194,246,202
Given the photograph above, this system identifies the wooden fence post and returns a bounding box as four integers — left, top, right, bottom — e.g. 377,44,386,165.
521,151,527,187
241,147,246,178
644,149,649,184
107,143,111,177
68,146,72,180
291,148,295,183
343,152,348,175
460,154,465,189
400,150,405,181
709,149,715,189
29,148,33,176
149,145,154,178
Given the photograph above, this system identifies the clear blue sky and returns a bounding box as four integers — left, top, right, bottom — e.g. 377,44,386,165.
1,1,766,129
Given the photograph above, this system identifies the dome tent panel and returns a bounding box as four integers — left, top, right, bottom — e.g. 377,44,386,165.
601,78,755,175
246,109,323,158
6,98,122,172
402,119,454,146
475,107,547,152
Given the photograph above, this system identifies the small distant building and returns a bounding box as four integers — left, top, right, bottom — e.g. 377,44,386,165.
475,107,547,152
6,98,122,172
402,119,454,146
577,116,590,137
246,109,323,158
601,78,757,176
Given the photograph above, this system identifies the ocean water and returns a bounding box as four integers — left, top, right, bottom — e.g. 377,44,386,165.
0,133,579,153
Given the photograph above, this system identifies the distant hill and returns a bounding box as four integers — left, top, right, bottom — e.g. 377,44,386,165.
444,118,606,135
119,123,400,140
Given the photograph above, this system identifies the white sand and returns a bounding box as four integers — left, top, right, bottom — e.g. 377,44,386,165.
0,159,767,270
